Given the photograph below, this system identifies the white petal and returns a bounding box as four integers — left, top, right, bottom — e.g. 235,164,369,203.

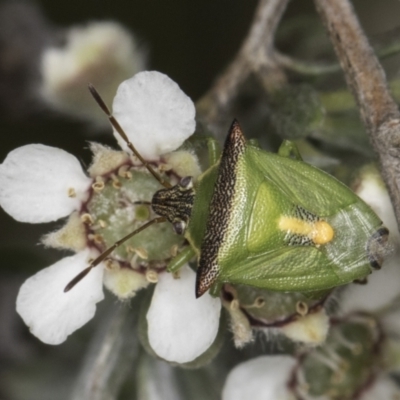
146,266,221,363
340,253,400,314
280,308,329,345
0,144,92,222
113,71,196,159
41,22,145,123
16,250,104,345
359,376,400,400
380,303,400,337
222,356,297,400
355,166,400,246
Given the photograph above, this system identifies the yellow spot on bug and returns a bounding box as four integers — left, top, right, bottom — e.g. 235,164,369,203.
313,220,334,244
278,216,334,245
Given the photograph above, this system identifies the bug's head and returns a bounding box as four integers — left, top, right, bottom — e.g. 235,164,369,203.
367,226,390,270
151,176,195,235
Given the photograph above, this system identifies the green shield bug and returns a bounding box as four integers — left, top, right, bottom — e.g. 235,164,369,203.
65,86,389,299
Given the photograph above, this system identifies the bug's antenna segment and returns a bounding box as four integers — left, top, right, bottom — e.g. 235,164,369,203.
64,266,92,292
64,216,167,292
88,84,172,189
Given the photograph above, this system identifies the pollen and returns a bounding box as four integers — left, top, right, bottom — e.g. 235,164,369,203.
98,219,107,228
92,180,105,192
134,246,148,259
279,216,334,245
296,301,309,316
170,244,179,257
146,269,159,283
68,187,76,197
158,163,172,172
111,174,122,189
118,165,132,179
81,213,94,225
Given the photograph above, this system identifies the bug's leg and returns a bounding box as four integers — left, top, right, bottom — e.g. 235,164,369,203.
278,139,303,161
167,246,196,273
207,137,221,166
209,281,223,298
353,277,368,285
248,138,260,148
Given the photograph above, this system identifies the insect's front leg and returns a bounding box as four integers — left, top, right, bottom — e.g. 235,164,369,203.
167,246,196,273
247,138,260,148
207,137,221,166
278,139,303,161
209,281,223,298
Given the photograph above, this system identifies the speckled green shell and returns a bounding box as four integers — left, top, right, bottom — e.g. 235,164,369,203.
186,121,387,297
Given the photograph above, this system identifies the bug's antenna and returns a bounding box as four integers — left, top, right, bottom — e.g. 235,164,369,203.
64,216,167,292
88,84,172,189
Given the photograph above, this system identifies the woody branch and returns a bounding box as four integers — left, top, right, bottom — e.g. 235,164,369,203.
196,0,289,138
314,0,400,231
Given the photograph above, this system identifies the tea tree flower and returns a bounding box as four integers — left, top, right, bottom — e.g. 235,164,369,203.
222,284,331,347
147,265,221,363
0,144,92,223
40,21,146,123
0,71,221,363
16,250,104,345
222,356,297,400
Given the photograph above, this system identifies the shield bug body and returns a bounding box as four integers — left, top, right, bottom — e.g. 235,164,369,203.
189,121,388,297
66,89,389,299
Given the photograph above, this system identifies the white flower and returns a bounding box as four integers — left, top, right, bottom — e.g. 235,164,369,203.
40,21,146,123
0,144,92,223
354,165,400,246
222,356,297,400
147,266,221,363
113,71,196,159
339,254,400,315
0,71,219,363
16,250,104,345
341,166,400,315
359,376,400,400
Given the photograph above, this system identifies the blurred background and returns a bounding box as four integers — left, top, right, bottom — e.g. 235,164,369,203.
1,0,400,399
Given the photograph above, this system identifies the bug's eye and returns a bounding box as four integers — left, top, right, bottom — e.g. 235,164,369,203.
179,176,193,190
173,220,186,235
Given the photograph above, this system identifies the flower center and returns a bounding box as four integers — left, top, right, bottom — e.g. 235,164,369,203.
83,161,186,271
